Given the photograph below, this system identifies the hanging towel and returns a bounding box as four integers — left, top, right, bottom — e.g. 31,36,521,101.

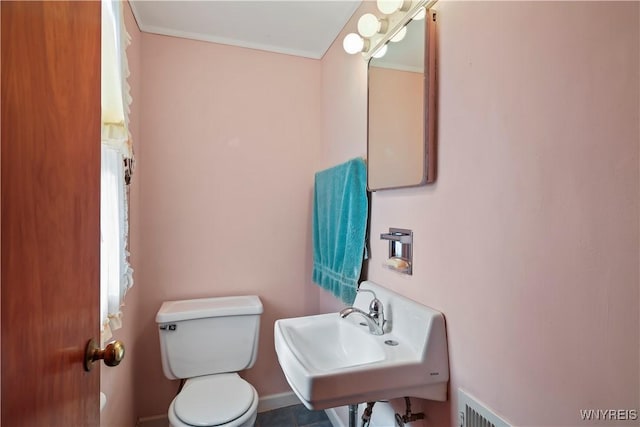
312,158,368,303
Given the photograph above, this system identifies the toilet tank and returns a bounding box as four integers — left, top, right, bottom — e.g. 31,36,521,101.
156,295,263,380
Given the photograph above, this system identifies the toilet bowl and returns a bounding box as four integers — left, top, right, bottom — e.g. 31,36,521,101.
156,296,263,427
167,374,258,427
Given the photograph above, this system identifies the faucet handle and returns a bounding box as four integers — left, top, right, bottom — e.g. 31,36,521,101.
357,288,384,318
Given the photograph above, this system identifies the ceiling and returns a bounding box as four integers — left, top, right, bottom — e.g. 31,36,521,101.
129,0,362,60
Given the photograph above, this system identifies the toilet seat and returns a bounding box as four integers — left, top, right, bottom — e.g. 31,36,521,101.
170,373,258,427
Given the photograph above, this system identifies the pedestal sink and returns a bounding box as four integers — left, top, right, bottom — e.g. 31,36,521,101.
274,281,449,410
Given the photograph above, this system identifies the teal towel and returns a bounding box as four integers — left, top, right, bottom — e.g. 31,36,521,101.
312,158,368,303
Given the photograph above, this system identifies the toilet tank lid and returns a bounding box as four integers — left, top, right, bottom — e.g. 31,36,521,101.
156,295,263,323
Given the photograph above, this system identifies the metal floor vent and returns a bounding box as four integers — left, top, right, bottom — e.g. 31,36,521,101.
458,389,512,427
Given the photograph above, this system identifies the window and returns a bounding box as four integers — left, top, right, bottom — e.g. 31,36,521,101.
101,0,133,341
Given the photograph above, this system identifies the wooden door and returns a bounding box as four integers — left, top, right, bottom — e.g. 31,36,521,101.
1,2,101,426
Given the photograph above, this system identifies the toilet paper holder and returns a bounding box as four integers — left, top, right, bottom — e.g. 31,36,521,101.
380,228,413,275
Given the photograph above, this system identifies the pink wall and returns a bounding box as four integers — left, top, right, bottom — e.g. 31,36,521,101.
133,33,323,417
317,0,375,315
103,1,639,425
100,3,143,426
322,1,639,426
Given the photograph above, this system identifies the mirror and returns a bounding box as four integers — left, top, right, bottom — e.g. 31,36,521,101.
367,10,436,191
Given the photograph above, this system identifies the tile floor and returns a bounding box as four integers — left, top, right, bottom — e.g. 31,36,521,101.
255,404,332,427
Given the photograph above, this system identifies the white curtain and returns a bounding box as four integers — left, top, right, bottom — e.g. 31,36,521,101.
102,0,133,157
101,0,133,341
100,146,132,337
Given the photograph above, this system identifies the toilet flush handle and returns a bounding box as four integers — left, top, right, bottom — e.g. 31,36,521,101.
84,339,125,371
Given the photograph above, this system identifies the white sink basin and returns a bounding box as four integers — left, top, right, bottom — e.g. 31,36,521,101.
283,314,386,371
274,281,449,410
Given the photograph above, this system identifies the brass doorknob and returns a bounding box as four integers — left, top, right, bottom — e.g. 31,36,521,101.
84,339,125,372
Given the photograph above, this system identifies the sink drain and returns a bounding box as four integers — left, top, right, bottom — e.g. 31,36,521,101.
384,339,398,346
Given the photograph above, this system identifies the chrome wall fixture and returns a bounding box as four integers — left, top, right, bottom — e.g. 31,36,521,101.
380,228,413,275
342,0,436,59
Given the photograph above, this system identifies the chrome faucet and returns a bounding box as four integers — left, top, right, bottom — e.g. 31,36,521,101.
339,289,386,335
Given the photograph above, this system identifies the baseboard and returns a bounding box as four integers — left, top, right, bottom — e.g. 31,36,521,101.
257,391,301,413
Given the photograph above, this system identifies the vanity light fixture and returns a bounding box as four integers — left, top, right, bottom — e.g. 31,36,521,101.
343,32,369,55
341,0,436,59
376,0,412,15
357,13,388,38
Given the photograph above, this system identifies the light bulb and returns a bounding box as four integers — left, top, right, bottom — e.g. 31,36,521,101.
377,0,411,14
413,7,426,20
372,44,388,59
357,13,388,38
390,26,407,43
398,0,412,12
343,33,368,55
376,0,402,15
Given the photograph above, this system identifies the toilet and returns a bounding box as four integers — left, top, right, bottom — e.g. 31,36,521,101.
156,295,263,427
